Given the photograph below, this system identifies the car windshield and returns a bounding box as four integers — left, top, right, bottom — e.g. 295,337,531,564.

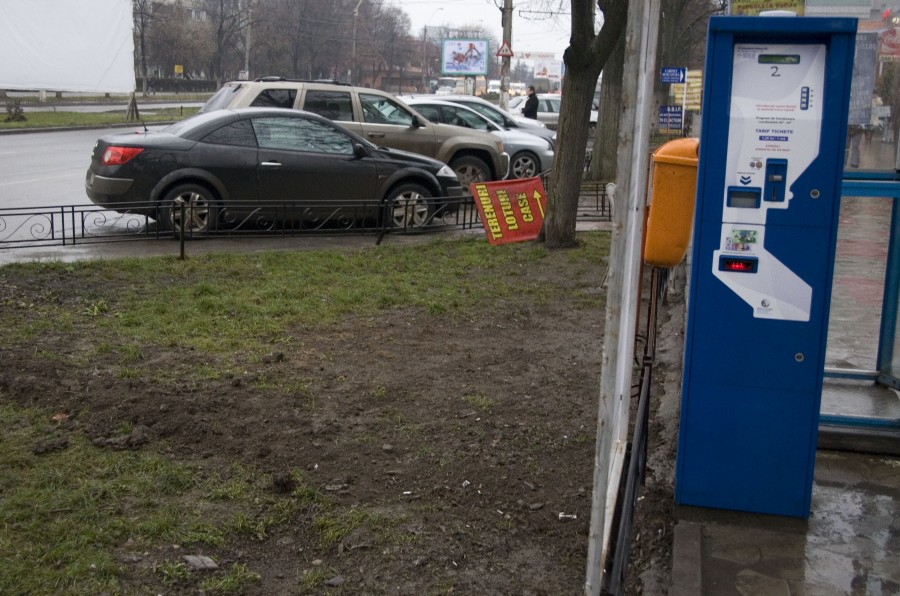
459,102,507,126
200,84,242,113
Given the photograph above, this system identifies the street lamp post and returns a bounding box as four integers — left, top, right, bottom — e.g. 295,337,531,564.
421,8,443,92
350,0,364,85
243,1,251,79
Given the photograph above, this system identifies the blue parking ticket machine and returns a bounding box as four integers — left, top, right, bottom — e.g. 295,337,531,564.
675,16,857,518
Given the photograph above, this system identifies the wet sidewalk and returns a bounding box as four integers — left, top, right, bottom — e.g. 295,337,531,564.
669,139,900,595
671,451,900,595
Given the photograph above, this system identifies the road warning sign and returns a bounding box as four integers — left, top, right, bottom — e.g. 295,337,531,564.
496,41,514,58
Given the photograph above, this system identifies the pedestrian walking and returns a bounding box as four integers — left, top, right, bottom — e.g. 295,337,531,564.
522,85,539,120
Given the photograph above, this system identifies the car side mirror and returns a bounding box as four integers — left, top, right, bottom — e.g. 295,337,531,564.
353,143,369,158
411,115,425,129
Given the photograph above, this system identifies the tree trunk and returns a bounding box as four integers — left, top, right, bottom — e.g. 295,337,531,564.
538,0,627,248
540,64,602,248
590,32,625,182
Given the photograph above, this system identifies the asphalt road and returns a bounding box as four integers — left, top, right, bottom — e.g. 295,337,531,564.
0,127,148,208
0,125,173,262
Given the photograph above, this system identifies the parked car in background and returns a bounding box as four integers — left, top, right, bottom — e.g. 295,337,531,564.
201,78,509,187
403,97,554,179
85,108,463,235
401,93,557,148
508,93,599,130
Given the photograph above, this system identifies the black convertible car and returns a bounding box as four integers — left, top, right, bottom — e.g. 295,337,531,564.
85,108,462,234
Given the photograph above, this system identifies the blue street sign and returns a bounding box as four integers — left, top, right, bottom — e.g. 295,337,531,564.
658,105,683,131
661,67,686,84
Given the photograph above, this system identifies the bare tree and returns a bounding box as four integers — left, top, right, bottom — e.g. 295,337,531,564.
137,0,496,91
589,31,625,181
538,0,627,248
366,6,412,90
148,2,212,81
585,0,716,183
655,0,722,107
200,0,250,85
249,0,290,76
390,11,414,92
133,0,155,95
877,62,900,143
263,0,334,78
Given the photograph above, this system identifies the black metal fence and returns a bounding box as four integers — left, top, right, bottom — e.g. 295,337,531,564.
604,266,669,595
0,196,471,249
0,185,612,250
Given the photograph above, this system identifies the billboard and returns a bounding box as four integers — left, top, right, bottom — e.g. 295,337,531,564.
0,0,135,93
441,39,489,76
529,53,562,79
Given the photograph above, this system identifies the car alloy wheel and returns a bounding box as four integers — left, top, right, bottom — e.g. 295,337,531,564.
159,183,213,238
511,151,539,179
388,183,433,229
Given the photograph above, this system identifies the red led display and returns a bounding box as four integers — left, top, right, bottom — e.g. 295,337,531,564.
720,257,757,273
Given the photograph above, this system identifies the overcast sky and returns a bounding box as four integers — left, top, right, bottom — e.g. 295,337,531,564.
394,0,573,58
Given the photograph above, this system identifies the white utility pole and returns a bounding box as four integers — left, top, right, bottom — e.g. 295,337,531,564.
584,0,661,593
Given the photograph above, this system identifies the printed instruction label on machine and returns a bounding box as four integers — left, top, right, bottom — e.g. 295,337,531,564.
712,43,825,322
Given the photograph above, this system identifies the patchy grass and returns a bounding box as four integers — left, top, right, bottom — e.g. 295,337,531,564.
0,107,200,130
0,232,610,594
0,235,609,358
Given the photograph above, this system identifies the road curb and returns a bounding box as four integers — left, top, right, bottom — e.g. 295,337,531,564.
0,121,179,135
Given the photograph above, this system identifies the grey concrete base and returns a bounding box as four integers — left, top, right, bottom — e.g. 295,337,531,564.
670,522,702,596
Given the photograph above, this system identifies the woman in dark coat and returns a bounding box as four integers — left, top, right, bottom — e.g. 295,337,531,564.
522,85,539,119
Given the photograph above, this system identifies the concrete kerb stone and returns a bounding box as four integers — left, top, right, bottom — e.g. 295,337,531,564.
670,521,703,596
0,121,178,136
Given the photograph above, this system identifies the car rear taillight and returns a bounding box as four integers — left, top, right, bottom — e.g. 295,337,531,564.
101,146,144,166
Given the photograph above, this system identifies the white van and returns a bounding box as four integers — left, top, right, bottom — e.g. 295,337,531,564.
487,79,501,94
510,82,526,96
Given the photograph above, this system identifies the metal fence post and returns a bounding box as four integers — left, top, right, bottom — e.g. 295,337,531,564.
179,201,186,259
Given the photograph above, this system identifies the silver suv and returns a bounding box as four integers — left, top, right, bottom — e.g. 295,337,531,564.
202,78,510,187
402,93,557,148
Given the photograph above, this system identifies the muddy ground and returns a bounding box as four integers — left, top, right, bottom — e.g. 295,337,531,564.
0,245,681,595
